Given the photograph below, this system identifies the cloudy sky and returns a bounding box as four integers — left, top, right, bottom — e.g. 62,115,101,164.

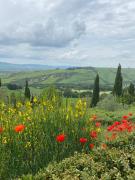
0,0,135,67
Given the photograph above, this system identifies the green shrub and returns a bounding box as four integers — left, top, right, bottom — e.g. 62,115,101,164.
7,83,22,90
21,147,135,180
97,94,128,111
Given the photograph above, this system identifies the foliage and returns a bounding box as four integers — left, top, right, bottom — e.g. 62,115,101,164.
7,83,22,90
21,146,135,180
91,74,100,107
24,80,31,100
97,94,128,111
63,88,92,98
100,92,109,101
0,89,7,102
128,83,135,96
120,94,135,105
63,88,73,97
0,78,1,87
113,64,123,97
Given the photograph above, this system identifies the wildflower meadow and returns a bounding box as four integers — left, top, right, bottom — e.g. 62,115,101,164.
0,88,135,179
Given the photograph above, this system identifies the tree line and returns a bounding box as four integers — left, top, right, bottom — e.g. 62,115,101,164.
90,64,135,107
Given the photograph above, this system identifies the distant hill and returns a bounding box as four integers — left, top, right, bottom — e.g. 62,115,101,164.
0,62,69,71
1,66,135,90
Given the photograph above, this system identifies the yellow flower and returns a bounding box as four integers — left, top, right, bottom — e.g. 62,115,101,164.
33,97,38,103
1,102,5,108
2,137,7,144
16,102,22,108
96,128,101,132
26,101,31,107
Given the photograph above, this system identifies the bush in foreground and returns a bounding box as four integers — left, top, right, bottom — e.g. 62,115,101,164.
21,147,135,180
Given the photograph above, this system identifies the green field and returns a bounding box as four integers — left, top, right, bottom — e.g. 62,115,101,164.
1,67,135,91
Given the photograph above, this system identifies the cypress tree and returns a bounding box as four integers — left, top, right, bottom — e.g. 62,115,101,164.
128,83,135,96
0,78,1,88
91,74,100,107
25,80,31,100
113,64,123,96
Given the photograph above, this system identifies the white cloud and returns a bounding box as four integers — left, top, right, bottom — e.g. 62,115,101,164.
0,0,135,67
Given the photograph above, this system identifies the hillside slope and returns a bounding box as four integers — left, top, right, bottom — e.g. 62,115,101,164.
1,67,135,89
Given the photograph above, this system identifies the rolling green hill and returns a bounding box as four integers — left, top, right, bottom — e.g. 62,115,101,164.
0,67,135,91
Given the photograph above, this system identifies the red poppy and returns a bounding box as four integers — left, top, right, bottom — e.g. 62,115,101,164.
0,127,3,133
107,125,114,132
89,143,94,149
79,138,87,144
90,131,97,139
107,118,135,133
121,119,128,124
127,126,133,132
114,121,120,126
56,134,66,142
95,122,101,127
128,113,133,116
14,124,25,133
122,115,128,119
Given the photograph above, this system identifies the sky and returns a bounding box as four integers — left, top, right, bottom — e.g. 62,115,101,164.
0,0,135,67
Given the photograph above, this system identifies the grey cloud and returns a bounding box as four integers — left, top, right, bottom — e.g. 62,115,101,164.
0,19,86,47
1,0,135,67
